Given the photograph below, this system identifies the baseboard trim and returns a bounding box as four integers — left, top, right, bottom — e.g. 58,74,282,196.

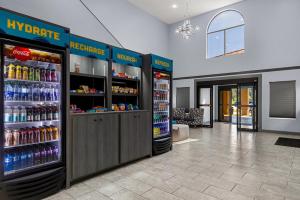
262,129,300,135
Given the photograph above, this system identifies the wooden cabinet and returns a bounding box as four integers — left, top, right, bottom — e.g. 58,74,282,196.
70,111,151,182
71,113,119,181
120,111,151,164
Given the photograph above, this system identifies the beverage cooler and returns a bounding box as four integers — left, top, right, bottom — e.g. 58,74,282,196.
144,54,173,155
0,8,68,200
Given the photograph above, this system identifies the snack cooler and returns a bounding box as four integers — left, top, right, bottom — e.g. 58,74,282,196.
0,8,68,200
143,54,173,155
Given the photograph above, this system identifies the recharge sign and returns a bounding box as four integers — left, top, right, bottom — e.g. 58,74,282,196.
70,34,109,60
0,9,69,47
151,54,173,72
112,47,142,68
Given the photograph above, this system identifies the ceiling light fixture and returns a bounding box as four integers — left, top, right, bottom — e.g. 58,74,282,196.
175,0,200,39
172,4,178,9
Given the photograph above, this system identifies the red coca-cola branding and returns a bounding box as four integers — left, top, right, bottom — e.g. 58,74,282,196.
12,47,31,61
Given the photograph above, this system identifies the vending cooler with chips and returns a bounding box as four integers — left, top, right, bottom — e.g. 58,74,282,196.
0,8,69,200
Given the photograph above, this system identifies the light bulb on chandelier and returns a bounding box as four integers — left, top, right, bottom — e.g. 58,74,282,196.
175,0,200,39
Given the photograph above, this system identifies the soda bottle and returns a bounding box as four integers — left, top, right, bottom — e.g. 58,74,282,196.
5,82,13,101
12,107,20,122
22,66,29,80
7,63,16,79
34,147,41,165
28,66,35,81
50,64,57,82
19,128,27,145
12,151,20,170
4,106,13,123
21,84,28,101
20,106,27,122
54,85,59,101
40,66,46,82
27,128,34,144
33,84,40,101
53,145,59,161
46,105,52,120
34,67,41,81
27,84,33,101
46,66,51,82
4,152,13,172
13,83,19,101
46,86,52,101
16,65,22,80
40,106,46,121
47,145,53,162
40,85,46,101
40,146,47,163
27,149,34,167
26,106,33,122
20,150,27,168
4,129,13,147
52,105,59,120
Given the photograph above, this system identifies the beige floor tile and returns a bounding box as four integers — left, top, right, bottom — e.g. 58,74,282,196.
97,182,124,196
65,183,94,198
194,174,236,191
45,191,74,200
115,177,152,195
75,191,111,200
142,188,183,200
173,187,218,200
110,189,146,200
204,185,253,200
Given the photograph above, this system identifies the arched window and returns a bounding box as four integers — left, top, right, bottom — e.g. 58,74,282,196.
207,10,245,59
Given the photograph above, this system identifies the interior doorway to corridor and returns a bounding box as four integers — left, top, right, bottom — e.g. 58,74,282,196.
196,78,258,132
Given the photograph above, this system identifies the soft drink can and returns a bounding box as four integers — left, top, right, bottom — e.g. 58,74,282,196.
28,67,35,81
34,67,40,81
22,66,29,80
7,63,16,79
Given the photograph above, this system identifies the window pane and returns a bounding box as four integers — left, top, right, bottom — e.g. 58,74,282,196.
208,10,244,33
225,26,245,54
207,31,224,58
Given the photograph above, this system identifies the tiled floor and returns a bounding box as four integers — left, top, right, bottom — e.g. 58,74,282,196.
45,123,300,200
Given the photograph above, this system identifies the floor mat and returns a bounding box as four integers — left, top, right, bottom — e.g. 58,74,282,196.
275,137,300,148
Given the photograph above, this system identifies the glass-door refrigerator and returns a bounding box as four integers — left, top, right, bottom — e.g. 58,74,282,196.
0,8,68,200
144,54,173,155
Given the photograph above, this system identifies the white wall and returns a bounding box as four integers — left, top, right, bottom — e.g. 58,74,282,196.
169,0,300,78
0,0,169,56
262,69,300,133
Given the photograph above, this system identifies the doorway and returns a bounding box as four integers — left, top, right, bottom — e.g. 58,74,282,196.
196,78,258,132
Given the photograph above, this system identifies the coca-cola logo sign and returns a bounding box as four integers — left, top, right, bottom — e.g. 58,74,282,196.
12,47,31,61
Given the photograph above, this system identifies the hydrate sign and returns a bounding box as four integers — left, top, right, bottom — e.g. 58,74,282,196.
70,34,109,60
151,54,173,72
0,9,69,47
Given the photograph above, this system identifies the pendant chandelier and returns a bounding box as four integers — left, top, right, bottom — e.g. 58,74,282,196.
175,0,200,39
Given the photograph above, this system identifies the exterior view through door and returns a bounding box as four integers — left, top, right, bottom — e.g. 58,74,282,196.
197,78,258,132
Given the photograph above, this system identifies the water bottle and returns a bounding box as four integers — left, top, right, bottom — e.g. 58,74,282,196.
21,84,28,101
20,106,27,122
28,84,33,101
20,150,27,168
33,84,40,101
34,147,41,165
12,151,20,170
27,149,34,167
13,83,19,101
4,153,13,172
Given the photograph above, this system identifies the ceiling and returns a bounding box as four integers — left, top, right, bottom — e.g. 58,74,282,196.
128,0,243,24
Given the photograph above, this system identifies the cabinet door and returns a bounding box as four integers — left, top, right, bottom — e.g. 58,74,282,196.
86,115,99,175
97,114,119,171
137,112,152,157
72,115,89,180
120,113,137,163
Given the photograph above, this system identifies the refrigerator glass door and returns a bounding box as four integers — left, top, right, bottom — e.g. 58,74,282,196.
3,43,62,176
153,71,170,138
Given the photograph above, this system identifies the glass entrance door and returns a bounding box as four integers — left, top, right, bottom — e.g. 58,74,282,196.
237,82,257,131
198,86,213,128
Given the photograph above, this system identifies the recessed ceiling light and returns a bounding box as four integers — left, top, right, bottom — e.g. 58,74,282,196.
172,4,178,9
